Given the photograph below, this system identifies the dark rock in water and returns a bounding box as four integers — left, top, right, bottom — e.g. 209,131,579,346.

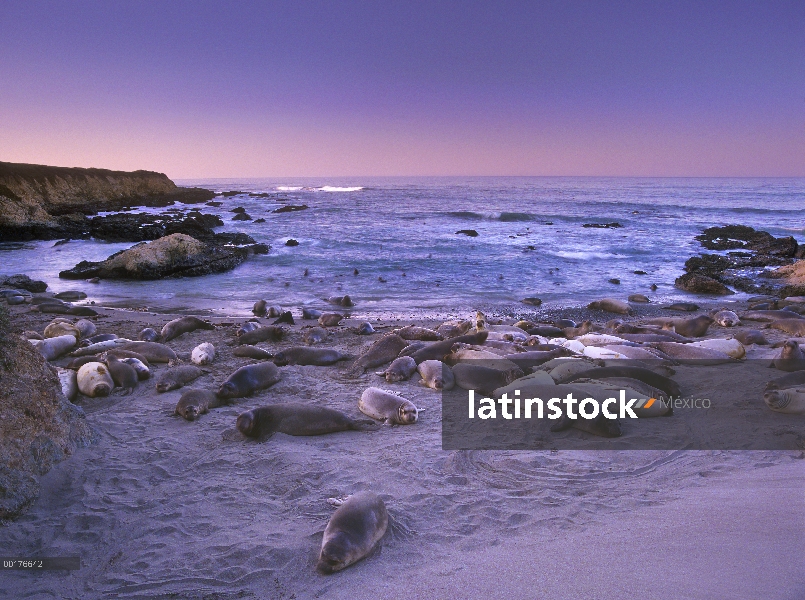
254,218,266,223
245,244,269,255
55,291,87,300
272,311,295,325
583,222,622,229
53,238,71,246
456,229,479,237
249,192,272,198
58,233,247,280
633,270,647,275
232,213,252,221
608,278,621,285
285,239,300,247
522,297,542,306
231,206,247,213
84,211,227,244
684,254,733,278
674,273,734,295
222,191,245,197
696,225,798,257
1,274,47,293
650,283,658,291
206,201,222,207
273,204,309,214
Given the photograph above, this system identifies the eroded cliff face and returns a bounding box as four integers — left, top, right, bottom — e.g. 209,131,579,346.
0,162,213,240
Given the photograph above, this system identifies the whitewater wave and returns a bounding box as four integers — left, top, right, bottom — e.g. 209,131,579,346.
550,250,628,260
317,186,364,192
276,186,303,191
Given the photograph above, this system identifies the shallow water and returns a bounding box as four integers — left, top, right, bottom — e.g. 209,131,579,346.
2,177,804,317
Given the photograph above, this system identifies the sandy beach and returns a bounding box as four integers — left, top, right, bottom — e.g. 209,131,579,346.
1,298,803,599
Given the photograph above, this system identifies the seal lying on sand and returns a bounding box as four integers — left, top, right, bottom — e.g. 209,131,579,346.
232,346,274,360
191,342,215,365
106,355,138,395
235,326,285,345
417,360,455,390
346,334,409,376
359,387,418,424
409,331,488,364
763,388,805,414
156,365,207,393
77,362,114,398
236,404,376,437
394,325,442,341
317,492,388,574
218,362,282,399
273,347,350,366
161,316,215,342
772,340,805,372
376,356,418,383
175,389,223,421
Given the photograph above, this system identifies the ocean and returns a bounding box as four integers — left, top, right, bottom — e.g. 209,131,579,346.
2,177,804,317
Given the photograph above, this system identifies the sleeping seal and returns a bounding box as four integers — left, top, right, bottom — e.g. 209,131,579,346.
587,298,631,315
155,365,207,393
161,316,215,342
175,389,223,421
236,404,375,437
452,363,519,395
191,342,216,365
417,360,455,390
359,387,418,424
346,334,409,376
218,362,282,399
762,388,805,414
375,356,418,383
77,362,114,398
273,347,350,366
317,492,388,574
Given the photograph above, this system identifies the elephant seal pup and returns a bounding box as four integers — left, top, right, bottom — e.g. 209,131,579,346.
302,308,322,320
273,347,350,366
66,355,103,370
765,371,805,391
44,321,81,340
564,321,594,339
628,294,650,303
303,327,328,345
732,329,768,346
119,342,178,363
346,334,409,376
527,325,565,338
232,346,274,360
359,388,418,424
236,404,375,438
161,316,215,342
587,298,632,315
318,313,344,327
646,342,733,365
104,348,150,365
74,319,96,339
236,321,261,337
139,327,160,342
762,388,805,414
253,299,267,317
376,356,418,383
769,319,805,337
218,362,282,399
355,322,375,335
191,342,215,365
663,302,699,312
35,334,77,361
772,340,805,372
436,320,473,339
77,362,114,397
561,365,681,397
81,333,118,346
156,365,208,393
395,325,443,341
418,360,455,390
503,349,573,370
327,295,354,307
267,306,282,318
175,389,223,421
236,326,285,345
452,363,519,395
712,309,740,327
121,357,150,380
317,492,388,574
105,355,138,395
409,331,488,364
665,315,713,338
272,311,294,325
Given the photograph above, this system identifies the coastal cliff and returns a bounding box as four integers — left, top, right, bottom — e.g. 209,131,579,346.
0,161,214,240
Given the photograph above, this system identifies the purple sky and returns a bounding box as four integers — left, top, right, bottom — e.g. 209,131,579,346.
1,1,803,178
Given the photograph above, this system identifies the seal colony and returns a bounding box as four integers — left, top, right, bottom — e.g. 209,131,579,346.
5,288,804,585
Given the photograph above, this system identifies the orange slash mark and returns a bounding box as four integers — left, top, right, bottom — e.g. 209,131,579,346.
643,398,655,409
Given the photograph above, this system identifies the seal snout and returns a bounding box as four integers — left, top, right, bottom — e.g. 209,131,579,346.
95,384,111,397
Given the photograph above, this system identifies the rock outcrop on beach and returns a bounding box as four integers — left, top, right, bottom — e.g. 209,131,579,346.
0,305,97,519
58,233,255,280
0,161,215,241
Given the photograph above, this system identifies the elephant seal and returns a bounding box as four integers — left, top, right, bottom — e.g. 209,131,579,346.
272,311,295,325
359,388,418,424
765,371,805,391
347,334,410,376
646,342,733,365
121,357,150,380
77,362,114,397
409,331,488,364
81,333,118,346
191,342,215,365
665,315,713,338
303,327,328,344
628,294,650,303
104,348,150,365
762,388,805,414
317,492,388,574
503,349,572,370
236,321,261,337
417,360,455,390
732,329,768,346
44,321,80,340
375,356,417,382
175,389,222,421
319,313,344,327
236,404,375,438
769,319,805,337
74,319,96,339
712,309,740,327
232,346,274,360
35,334,77,361
235,326,285,345
663,302,699,312
355,322,375,335
395,325,442,341
436,320,473,338
218,362,282,399
253,299,267,317
302,308,322,320
772,340,805,372
452,363,519,395
560,366,681,397
588,298,631,314
105,355,138,395
564,321,594,339
741,309,805,322
139,327,160,342
66,355,103,370
273,347,349,366
119,342,178,363
327,295,354,307
161,316,215,342
55,367,78,402
551,407,622,437
527,325,565,338
156,365,208,393
267,306,282,318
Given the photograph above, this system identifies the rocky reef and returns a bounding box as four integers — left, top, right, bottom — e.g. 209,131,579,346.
0,161,215,241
